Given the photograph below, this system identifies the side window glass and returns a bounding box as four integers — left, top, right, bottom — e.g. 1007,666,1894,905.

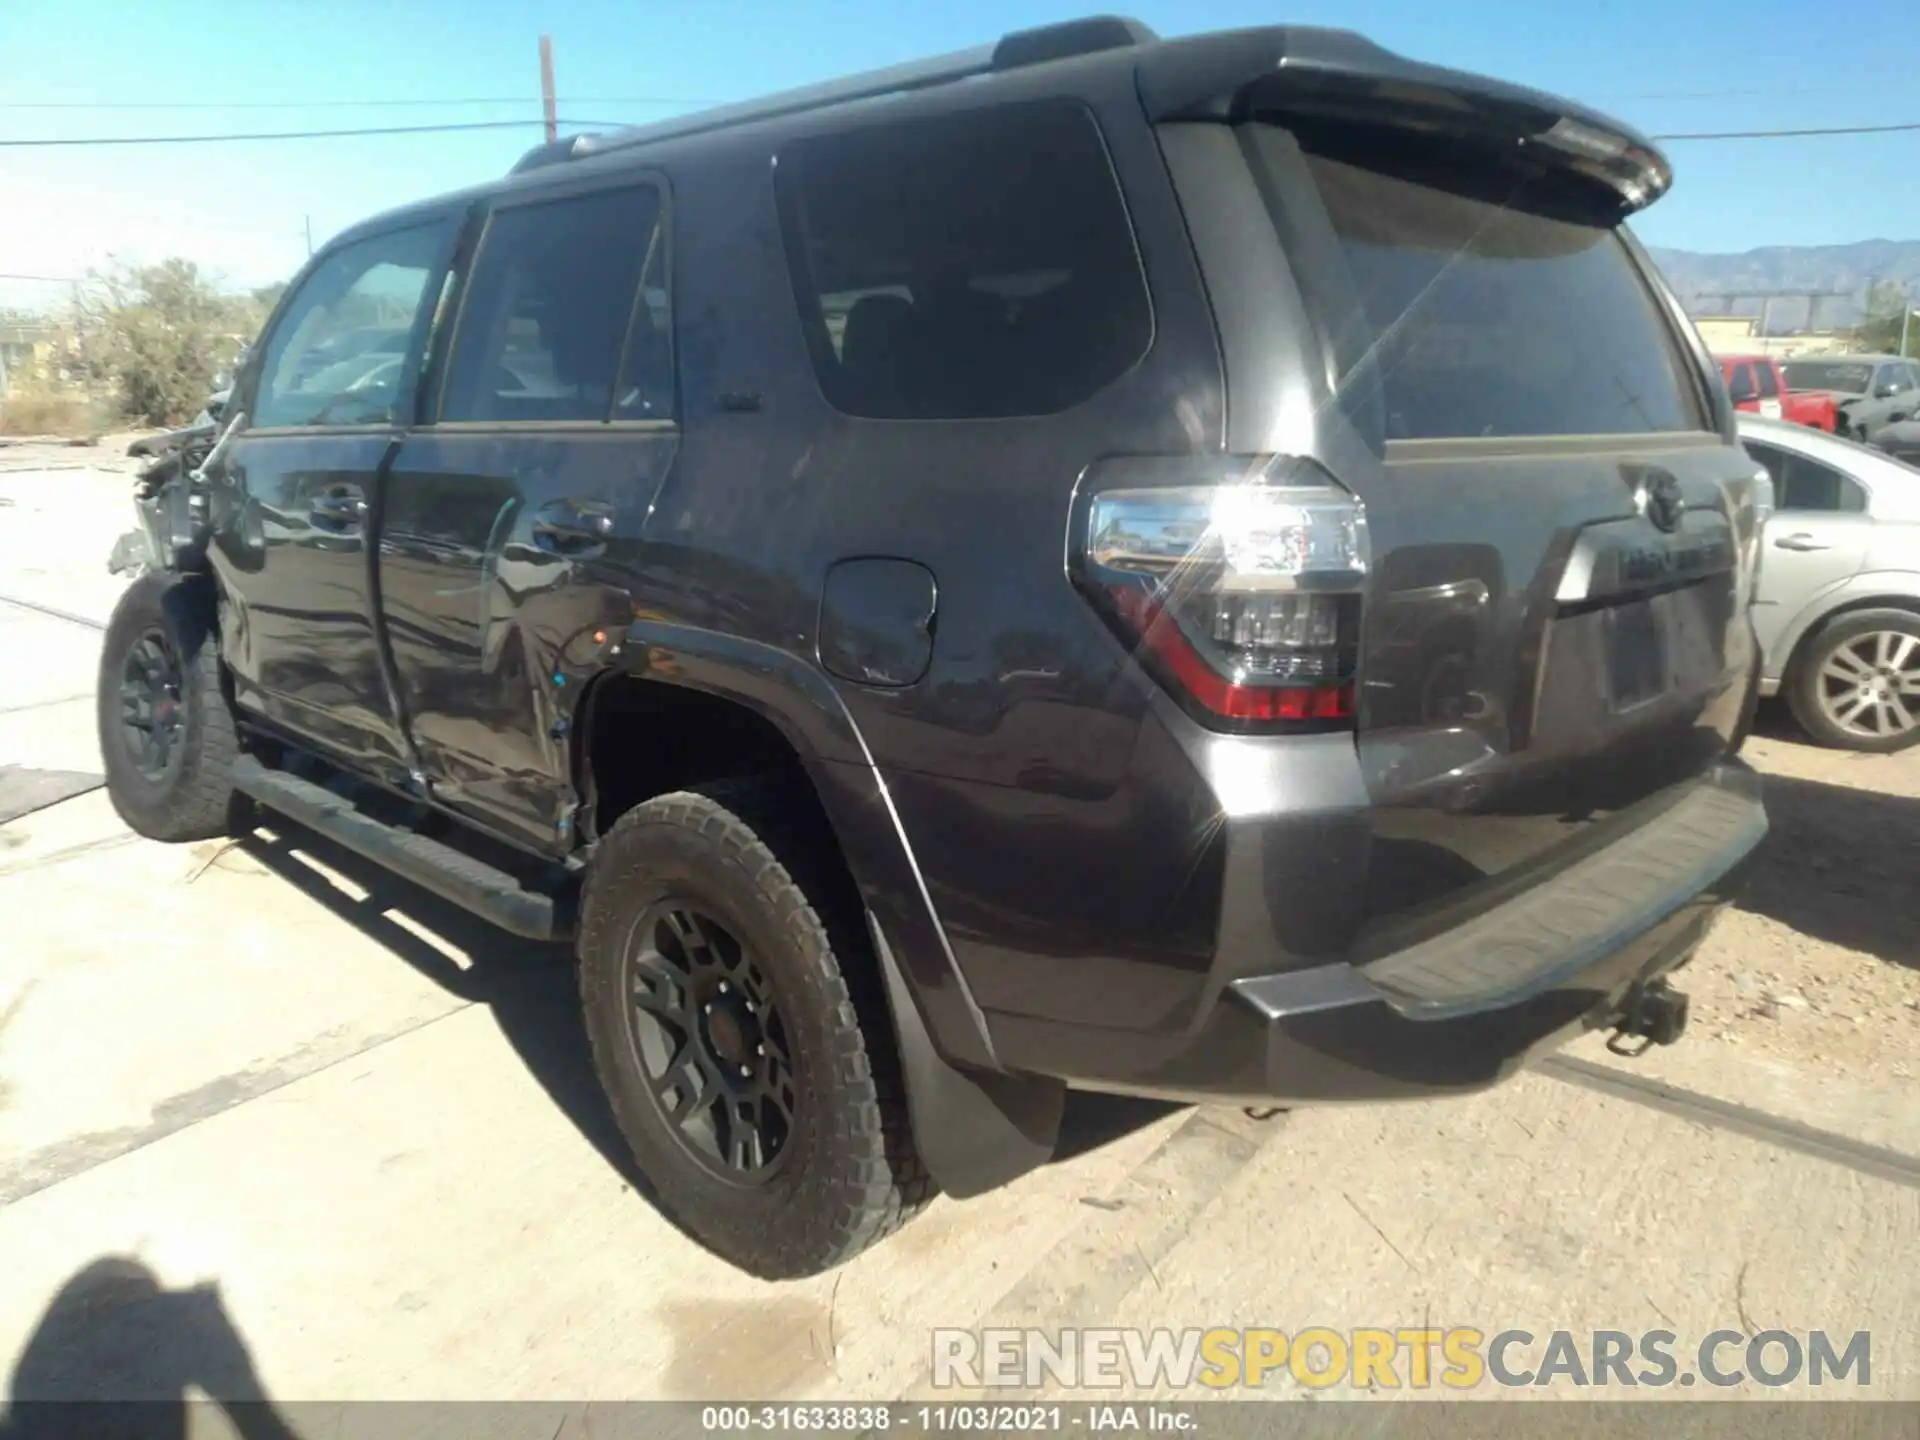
1727,365,1755,402
1746,441,1787,491
1779,452,1867,513
614,228,674,420
253,224,447,429
773,100,1152,420
1756,363,1779,399
440,185,667,424
1880,365,1912,396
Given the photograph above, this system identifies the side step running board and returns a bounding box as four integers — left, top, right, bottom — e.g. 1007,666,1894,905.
230,755,570,940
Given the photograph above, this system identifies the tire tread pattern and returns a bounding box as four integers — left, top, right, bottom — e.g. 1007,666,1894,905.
577,777,934,1278
97,572,243,842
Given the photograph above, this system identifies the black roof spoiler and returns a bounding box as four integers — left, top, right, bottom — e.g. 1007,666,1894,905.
1136,27,1671,212
509,14,1157,175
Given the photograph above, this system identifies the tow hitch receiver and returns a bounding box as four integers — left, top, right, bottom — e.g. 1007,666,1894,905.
1606,981,1690,1057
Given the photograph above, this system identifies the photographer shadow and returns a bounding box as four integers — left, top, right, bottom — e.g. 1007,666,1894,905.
0,1256,297,1440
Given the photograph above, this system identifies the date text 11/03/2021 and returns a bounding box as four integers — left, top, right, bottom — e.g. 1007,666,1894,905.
700,1406,1193,1432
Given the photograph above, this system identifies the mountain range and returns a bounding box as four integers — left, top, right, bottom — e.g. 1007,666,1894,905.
1645,240,1920,332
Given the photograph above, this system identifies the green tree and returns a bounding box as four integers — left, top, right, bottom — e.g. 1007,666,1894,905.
69,259,259,426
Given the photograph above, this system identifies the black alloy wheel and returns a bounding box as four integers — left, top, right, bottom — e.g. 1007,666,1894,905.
118,628,187,782
624,901,796,1179
96,571,244,842
577,780,935,1277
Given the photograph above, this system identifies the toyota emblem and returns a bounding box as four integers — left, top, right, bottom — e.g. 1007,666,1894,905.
1636,472,1685,533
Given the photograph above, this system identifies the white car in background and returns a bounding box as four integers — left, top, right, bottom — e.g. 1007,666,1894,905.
1741,413,1920,751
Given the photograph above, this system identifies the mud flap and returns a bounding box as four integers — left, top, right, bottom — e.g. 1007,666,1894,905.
867,912,1064,1198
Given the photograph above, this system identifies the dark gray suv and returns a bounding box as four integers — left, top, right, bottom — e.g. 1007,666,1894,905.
99,15,1769,1277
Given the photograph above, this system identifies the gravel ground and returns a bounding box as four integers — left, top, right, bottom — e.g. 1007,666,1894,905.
1683,716,1920,1080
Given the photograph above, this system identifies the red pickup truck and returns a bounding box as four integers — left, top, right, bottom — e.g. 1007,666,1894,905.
1719,354,1837,431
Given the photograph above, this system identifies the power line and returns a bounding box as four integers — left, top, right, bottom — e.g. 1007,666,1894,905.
9,110,1916,151
1604,82,1900,102
0,273,80,283
0,95,720,111
0,117,604,148
1653,119,1920,141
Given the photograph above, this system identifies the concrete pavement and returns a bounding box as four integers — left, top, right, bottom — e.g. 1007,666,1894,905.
0,769,1912,1405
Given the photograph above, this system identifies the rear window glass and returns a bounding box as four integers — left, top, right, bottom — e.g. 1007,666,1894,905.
1260,141,1701,441
440,185,671,424
774,101,1151,420
1783,360,1873,394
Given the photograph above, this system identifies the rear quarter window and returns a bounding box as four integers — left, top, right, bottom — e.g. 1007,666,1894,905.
773,100,1152,421
1250,134,1704,442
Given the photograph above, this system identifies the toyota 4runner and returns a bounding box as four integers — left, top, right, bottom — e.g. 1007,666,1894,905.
100,16,1770,1278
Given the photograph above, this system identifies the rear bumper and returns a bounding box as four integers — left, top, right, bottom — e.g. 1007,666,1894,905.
1013,762,1765,1103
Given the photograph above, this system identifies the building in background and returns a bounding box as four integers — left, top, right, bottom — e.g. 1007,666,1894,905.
0,322,59,397
1693,314,1844,360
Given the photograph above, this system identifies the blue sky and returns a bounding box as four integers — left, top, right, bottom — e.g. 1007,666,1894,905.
3,0,1916,309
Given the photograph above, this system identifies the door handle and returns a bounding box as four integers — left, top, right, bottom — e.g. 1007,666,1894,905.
1773,532,1831,553
532,499,615,555
310,483,366,530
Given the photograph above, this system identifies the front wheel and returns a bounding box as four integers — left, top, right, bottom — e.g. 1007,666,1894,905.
96,572,245,840
577,779,934,1278
1787,609,1920,752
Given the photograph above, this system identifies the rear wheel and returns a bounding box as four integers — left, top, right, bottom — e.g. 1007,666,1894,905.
577,779,933,1277
1788,609,1920,752
96,572,245,840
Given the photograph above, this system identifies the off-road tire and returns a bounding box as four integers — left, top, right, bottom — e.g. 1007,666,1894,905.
96,572,245,841
1787,608,1920,753
578,778,935,1278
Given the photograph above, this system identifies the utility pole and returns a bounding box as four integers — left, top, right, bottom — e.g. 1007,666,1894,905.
1903,281,1913,359
539,35,557,144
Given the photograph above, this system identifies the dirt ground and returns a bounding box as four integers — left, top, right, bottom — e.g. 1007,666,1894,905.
1681,719,1920,1079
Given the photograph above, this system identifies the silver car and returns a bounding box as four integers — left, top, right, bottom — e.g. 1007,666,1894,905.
1741,413,1920,750
1780,354,1920,441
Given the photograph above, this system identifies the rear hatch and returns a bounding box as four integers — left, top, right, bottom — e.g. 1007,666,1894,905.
1154,38,1767,941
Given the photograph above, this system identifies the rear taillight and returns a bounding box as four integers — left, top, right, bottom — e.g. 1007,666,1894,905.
1072,457,1369,731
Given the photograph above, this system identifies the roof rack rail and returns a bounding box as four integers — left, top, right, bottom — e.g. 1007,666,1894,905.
508,14,1156,175
512,136,591,174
